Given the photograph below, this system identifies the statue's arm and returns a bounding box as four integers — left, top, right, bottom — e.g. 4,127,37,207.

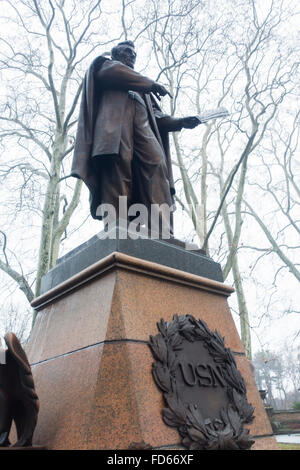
153,104,200,133
96,60,155,93
155,114,185,132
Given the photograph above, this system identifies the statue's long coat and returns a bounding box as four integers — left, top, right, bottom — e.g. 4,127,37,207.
71,57,179,218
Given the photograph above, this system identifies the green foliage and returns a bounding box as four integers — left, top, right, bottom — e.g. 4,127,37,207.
292,402,300,411
279,443,300,450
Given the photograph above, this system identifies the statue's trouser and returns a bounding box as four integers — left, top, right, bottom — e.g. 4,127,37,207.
92,98,174,237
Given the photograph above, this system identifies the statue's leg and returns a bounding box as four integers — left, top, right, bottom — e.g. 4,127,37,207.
0,388,12,446
91,99,136,224
132,102,174,238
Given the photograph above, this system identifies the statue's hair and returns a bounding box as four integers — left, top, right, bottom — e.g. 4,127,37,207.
111,40,135,60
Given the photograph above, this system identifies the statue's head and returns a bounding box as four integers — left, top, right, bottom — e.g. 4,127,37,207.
111,40,136,69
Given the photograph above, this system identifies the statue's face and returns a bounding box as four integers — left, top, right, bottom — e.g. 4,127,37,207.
115,45,136,69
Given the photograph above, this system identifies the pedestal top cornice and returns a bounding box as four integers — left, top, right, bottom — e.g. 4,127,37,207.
31,252,234,311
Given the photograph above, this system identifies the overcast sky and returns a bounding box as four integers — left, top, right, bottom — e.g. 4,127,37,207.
0,0,299,359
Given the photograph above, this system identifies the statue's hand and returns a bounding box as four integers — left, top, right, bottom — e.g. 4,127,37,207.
151,82,173,100
181,116,201,129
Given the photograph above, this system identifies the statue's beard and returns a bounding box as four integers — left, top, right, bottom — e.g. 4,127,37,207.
117,56,135,69
124,60,134,69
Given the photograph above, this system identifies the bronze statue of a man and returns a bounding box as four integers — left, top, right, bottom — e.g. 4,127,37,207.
72,41,200,234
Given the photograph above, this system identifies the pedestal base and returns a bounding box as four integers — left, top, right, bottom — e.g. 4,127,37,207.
27,237,278,450
0,446,47,450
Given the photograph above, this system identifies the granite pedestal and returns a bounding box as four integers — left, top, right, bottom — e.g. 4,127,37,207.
26,231,278,450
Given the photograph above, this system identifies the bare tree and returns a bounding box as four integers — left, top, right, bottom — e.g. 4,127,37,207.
253,345,300,409
138,0,299,359
0,303,31,344
0,0,218,326
0,0,298,360
0,0,123,324
242,108,300,284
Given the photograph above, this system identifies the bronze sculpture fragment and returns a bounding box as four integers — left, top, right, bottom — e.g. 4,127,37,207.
0,332,39,447
72,40,201,234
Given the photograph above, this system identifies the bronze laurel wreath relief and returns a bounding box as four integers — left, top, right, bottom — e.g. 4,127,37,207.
149,314,255,450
